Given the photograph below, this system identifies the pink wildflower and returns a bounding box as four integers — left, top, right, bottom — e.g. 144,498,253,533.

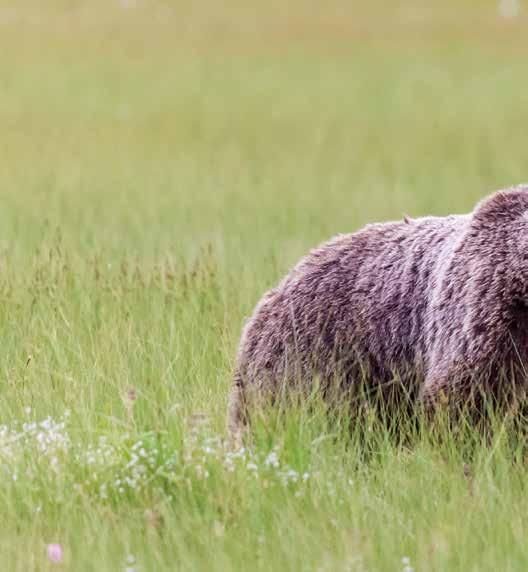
47,543,62,564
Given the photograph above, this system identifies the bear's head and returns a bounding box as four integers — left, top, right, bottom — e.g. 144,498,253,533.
472,185,528,301
473,186,528,225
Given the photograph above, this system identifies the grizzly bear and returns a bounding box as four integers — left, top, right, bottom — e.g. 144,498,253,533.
228,186,528,437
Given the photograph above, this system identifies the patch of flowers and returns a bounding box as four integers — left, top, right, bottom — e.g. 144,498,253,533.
0,412,71,481
76,433,179,500
184,429,310,489
0,410,312,503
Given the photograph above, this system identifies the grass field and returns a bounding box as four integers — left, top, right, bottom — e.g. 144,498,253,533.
2,1,528,570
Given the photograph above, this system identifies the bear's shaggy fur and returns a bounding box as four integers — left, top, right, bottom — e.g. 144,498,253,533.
229,186,528,436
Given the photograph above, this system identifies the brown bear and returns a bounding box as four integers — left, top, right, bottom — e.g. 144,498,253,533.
228,186,528,437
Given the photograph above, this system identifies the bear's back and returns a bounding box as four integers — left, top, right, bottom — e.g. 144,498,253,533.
238,212,469,386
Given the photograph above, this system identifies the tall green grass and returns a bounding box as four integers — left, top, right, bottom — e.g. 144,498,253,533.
1,1,528,569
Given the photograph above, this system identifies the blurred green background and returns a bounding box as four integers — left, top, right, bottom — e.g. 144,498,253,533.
2,0,527,263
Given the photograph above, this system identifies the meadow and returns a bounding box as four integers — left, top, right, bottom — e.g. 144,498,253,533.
1,1,528,570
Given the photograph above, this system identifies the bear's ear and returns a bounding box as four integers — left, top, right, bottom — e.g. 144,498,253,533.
473,186,528,225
